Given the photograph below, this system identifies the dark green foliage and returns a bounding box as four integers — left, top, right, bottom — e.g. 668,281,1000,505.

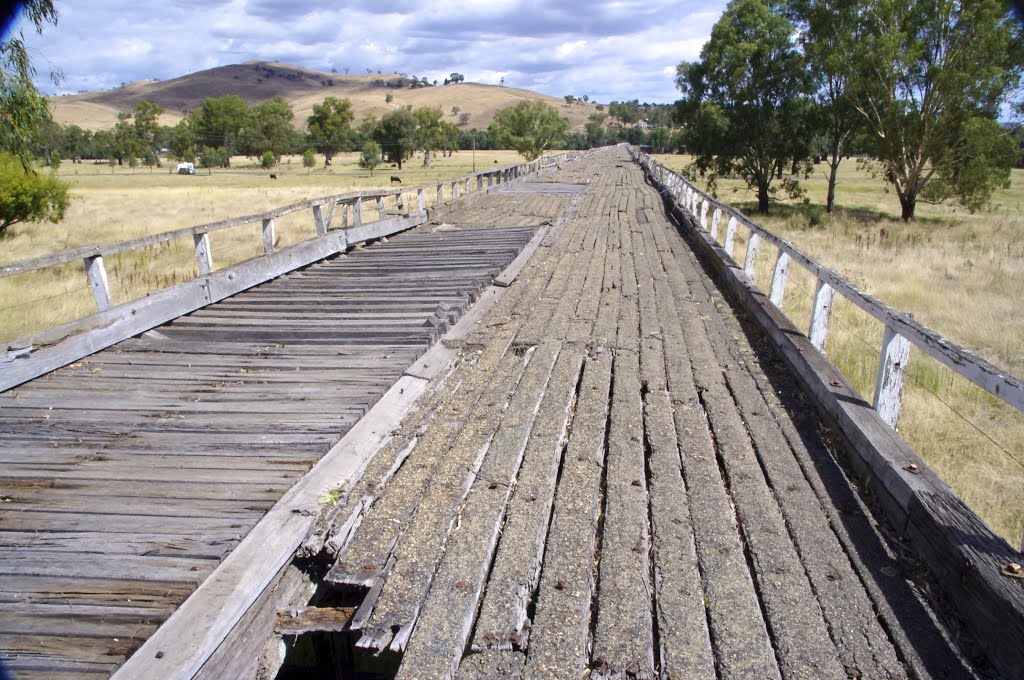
0,151,70,237
307,97,355,165
374,107,417,169
675,0,813,213
489,101,569,160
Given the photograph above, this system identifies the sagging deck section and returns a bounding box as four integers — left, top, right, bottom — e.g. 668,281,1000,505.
0,226,541,677
311,149,978,679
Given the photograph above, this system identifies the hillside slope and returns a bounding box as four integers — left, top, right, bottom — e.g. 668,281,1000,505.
49,61,599,132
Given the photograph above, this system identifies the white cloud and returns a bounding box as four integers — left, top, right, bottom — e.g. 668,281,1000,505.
17,0,728,103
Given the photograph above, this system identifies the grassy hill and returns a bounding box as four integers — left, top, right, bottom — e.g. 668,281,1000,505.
49,61,600,132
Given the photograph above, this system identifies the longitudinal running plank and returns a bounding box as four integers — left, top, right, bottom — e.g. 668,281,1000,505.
0,225,538,676
520,347,613,679
355,349,531,651
395,341,561,677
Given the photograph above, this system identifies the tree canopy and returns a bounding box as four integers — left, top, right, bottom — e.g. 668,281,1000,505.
306,96,355,165
1,0,60,165
0,151,69,237
844,0,1022,219
675,0,813,213
374,106,418,169
488,101,569,161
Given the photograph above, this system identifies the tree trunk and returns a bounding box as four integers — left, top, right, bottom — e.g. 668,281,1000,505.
423,149,431,168
899,192,916,220
826,133,844,214
757,179,770,213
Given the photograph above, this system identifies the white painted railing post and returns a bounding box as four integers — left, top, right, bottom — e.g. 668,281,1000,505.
487,173,494,187
312,204,327,237
743,232,761,279
700,200,709,229
396,192,405,213
451,181,459,199
769,251,790,307
466,178,472,194
437,183,444,205
724,216,738,257
262,218,276,254
376,196,386,220
477,176,484,190
84,254,112,311
874,325,911,428
352,199,362,226
711,208,722,241
193,232,213,275
808,276,834,351
417,188,425,211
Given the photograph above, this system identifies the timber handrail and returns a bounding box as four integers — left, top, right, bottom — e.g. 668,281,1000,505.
629,147,1024,425
630,146,1024,679
0,149,584,391
0,152,578,279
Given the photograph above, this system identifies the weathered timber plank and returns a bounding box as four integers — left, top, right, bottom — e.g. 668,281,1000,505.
469,345,584,652
592,350,655,679
356,348,533,651
396,341,561,677
326,328,518,588
521,346,612,679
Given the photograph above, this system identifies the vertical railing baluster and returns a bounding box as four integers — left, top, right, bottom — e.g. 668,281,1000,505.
193,231,213,275
769,250,791,307
743,231,761,279
84,254,112,311
808,276,834,351
262,218,275,254
874,325,911,428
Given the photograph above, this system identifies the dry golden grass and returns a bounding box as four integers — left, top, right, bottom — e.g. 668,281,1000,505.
0,149,525,343
50,61,599,132
653,154,1024,546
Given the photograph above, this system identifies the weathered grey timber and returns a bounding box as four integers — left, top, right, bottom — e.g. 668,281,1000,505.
304,147,996,680
0,225,536,677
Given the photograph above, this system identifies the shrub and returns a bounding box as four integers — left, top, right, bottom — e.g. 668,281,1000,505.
0,153,71,237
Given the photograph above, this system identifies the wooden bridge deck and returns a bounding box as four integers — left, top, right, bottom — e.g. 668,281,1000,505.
0,225,541,677
313,149,978,679
1,148,991,679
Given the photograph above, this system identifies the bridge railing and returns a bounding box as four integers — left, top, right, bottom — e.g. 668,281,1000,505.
0,150,582,391
630,149,1024,427
630,147,1024,678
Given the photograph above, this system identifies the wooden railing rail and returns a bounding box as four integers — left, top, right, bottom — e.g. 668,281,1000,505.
630,147,1024,679
630,149,1024,427
0,151,580,308
0,150,583,391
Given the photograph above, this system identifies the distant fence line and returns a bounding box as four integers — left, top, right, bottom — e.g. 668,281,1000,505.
0,151,583,391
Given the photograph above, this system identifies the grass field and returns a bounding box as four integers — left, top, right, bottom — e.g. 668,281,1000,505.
0,149,525,342
654,154,1024,546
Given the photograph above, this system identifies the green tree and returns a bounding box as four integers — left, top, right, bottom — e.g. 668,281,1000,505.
413,106,456,166
189,95,250,165
0,152,70,237
307,97,355,165
674,0,812,213
198,146,228,170
847,0,1022,219
374,106,418,169
489,101,569,161
260,150,277,169
1,0,60,165
242,97,295,159
133,100,165,167
784,0,861,213
359,140,382,176
168,120,195,161
302,148,316,173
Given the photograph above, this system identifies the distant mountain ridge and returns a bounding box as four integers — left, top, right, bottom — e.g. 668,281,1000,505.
49,61,599,132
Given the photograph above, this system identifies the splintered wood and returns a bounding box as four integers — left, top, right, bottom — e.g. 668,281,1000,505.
322,150,976,679
0,227,537,677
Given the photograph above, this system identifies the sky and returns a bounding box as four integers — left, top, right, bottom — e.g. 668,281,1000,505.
6,0,726,105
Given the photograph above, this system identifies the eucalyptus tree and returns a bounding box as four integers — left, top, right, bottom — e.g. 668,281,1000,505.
675,0,814,213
